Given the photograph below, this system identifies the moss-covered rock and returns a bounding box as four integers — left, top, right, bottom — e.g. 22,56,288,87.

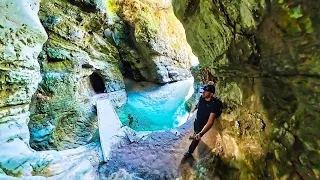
29,0,126,150
109,0,197,83
174,0,320,178
69,0,107,12
29,0,198,150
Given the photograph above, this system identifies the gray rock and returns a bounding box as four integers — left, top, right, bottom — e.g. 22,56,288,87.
106,169,143,180
103,28,113,38
68,27,85,40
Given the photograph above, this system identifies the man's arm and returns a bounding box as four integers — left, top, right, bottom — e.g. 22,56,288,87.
189,101,199,114
195,113,215,140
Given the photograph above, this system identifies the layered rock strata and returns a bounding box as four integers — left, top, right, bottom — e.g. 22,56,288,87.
0,1,101,179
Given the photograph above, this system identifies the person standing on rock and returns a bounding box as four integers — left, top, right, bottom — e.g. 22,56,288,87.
184,84,222,158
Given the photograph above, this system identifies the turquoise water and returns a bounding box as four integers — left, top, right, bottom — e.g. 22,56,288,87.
116,78,194,131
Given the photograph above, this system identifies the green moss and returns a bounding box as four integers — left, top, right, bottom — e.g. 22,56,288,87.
107,0,116,16
135,7,159,41
289,5,303,19
184,0,200,19
0,165,23,178
46,47,70,61
43,60,74,73
276,2,317,36
174,0,320,178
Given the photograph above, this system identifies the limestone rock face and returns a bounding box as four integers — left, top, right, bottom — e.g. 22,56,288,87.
28,0,127,150
0,1,101,179
174,0,320,179
110,0,197,83
0,0,47,176
29,0,197,150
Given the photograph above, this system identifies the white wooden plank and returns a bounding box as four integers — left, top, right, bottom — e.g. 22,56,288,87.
96,99,122,162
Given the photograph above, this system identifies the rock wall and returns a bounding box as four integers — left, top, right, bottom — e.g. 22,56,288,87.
109,0,197,83
28,0,127,150
0,0,48,176
173,0,320,179
28,0,197,150
0,1,101,179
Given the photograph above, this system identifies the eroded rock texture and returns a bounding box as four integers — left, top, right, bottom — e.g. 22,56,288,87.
173,0,320,179
28,0,127,150
0,1,101,179
0,0,47,176
28,0,196,151
110,0,197,83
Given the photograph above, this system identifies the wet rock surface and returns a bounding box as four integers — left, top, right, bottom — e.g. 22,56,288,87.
2,0,319,179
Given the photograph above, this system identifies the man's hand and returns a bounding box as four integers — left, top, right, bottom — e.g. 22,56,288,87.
190,103,199,113
195,133,202,140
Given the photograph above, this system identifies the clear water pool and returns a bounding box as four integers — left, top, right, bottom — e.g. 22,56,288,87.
116,78,194,131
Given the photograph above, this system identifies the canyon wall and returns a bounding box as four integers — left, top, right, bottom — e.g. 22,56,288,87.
173,0,320,179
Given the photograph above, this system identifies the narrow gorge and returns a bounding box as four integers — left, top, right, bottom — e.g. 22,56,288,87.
0,0,319,179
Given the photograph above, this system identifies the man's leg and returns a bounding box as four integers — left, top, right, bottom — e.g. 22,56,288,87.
188,139,200,153
184,126,201,157
189,121,198,139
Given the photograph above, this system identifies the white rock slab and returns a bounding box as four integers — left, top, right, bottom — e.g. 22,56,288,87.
96,99,122,162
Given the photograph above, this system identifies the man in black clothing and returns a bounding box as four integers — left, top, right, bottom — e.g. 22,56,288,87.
184,84,222,158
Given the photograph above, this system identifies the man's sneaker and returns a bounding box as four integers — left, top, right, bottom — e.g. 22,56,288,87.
183,151,192,159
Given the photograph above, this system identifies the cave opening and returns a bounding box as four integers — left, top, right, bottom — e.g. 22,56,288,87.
89,72,105,94
120,61,135,79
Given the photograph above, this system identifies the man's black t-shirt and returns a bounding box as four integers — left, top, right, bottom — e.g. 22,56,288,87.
194,96,222,131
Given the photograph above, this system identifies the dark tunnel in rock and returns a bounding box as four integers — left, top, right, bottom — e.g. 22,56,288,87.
89,72,105,93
